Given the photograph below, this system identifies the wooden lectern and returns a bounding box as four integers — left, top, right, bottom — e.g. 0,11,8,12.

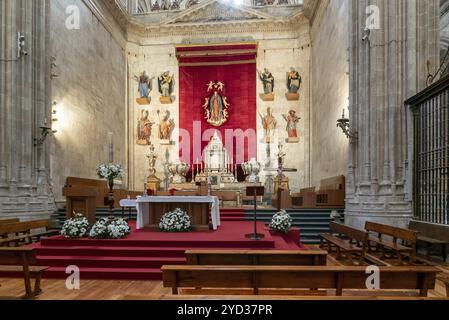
62,186,97,224
245,186,265,240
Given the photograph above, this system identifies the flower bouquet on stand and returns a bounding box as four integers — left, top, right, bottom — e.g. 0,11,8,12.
159,208,192,232
96,163,124,214
61,213,89,239
89,217,131,239
269,210,293,234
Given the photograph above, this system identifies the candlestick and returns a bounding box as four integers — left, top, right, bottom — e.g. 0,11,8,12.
108,132,114,163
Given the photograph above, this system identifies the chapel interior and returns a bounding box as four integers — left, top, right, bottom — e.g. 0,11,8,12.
1,0,449,301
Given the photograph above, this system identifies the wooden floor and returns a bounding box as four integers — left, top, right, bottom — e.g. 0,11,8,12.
0,276,447,300
1,246,449,300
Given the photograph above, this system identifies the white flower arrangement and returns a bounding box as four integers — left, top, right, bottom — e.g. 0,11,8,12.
61,213,89,239
269,210,293,234
89,217,131,239
96,163,123,181
159,208,192,232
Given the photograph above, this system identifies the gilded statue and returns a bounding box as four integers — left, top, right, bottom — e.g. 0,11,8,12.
259,107,277,143
282,110,300,143
157,109,175,144
158,71,174,103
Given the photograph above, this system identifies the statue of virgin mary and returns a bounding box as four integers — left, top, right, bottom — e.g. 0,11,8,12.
203,81,230,127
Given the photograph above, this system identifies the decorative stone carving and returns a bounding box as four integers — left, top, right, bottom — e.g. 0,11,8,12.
168,1,267,24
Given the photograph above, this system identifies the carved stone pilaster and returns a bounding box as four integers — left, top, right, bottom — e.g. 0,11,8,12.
0,0,55,220
345,0,440,228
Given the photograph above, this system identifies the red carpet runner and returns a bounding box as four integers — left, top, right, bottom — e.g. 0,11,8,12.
26,221,304,280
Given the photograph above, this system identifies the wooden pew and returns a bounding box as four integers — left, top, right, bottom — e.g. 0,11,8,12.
185,250,328,266
0,219,20,225
0,220,57,247
315,175,345,208
0,247,48,298
162,265,439,296
291,187,316,208
320,222,368,265
409,220,449,261
365,221,417,264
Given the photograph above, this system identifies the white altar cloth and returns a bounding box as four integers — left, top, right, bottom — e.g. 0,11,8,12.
120,196,221,230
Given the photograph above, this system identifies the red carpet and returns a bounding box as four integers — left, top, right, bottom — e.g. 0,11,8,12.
217,208,246,221
22,221,305,280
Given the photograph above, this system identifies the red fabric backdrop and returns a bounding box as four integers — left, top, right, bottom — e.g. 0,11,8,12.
178,63,257,165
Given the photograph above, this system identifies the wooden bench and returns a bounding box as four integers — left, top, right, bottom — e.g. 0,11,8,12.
162,265,439,297
315,175,345,208
0,220,58,247
320,222,368,265
365,221,417,264
0,247,48,298
409,220,449,261
185,250,328,266
0,219,20,225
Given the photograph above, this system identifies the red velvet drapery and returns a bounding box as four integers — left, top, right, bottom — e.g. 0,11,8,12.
177,44,257,165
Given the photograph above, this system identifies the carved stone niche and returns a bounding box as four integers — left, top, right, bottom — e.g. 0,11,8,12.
260,93,275,101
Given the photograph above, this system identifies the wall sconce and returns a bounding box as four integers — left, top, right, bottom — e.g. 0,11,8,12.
17,32,28,59
34,102,58,146
336,109,357,141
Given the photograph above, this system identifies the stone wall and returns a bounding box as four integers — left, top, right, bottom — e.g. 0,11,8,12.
310,0,350,187
49,0,127,202
126,23,311,193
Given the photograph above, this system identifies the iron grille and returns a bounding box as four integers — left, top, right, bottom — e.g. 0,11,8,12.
409,77,449,225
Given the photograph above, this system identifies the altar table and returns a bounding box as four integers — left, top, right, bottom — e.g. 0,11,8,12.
120,196,221,230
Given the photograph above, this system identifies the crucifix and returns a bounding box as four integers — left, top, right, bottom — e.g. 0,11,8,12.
264,142,297,211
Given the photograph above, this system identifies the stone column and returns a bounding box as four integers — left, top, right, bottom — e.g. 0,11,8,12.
0,0,55,220
345,0,440,229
